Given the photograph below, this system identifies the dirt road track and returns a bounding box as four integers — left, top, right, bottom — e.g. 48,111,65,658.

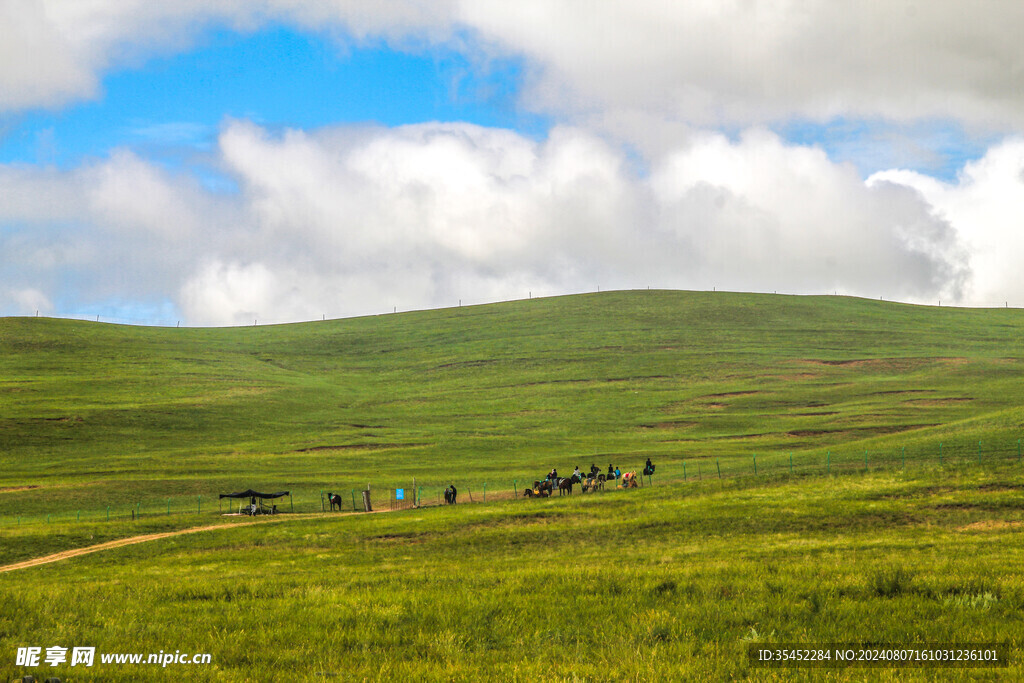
1,488,523,574
0,513,331,574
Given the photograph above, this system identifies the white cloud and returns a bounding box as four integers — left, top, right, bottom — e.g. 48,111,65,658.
1,287,51,316
870,138,1024,305
4,1,1024,137
0,120,979,324
462,1,1024,132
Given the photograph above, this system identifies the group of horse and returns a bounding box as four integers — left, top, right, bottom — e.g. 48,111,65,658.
523,470,626,498
324,463,655,508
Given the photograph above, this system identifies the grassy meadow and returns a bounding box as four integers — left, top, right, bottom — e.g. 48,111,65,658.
3,290,1024,679
3,465,1024,680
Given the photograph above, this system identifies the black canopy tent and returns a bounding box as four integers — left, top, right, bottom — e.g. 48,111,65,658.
219,489,291,515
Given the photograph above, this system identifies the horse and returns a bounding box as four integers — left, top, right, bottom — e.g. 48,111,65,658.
326,492,343,511
524,480,550,498
558,473,581,496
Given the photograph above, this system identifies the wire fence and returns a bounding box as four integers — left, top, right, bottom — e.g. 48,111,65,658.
15,288,1024,330
2,437,1022,529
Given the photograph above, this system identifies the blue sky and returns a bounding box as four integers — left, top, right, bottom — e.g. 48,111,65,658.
0,27,548,172
2,5,1023,324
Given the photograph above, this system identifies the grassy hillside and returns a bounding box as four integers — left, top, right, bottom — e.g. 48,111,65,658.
4,290,1024,680
3,290,1024,525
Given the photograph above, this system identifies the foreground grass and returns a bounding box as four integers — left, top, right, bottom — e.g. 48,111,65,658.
3,465,1024,681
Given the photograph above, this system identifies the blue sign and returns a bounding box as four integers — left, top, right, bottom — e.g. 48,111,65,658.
396,488,404,500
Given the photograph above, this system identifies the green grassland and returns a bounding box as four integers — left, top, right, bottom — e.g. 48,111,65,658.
3,290,1024,679
3,466,1024,681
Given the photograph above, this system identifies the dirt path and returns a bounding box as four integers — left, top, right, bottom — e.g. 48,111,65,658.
0,513,336,574
1,487,530,574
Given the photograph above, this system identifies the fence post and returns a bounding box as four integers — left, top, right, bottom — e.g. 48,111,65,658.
901,446,905,469
789,452,793,474
939,442,943,466
77,510,80,522
827,451,831,474
978,441,982,465
290,493,294,513
513,480,518,498
320,490,324,513
167,498,170,515
753,454,757,476
351,489,357,511
483,483,487,503
106,506,110,521
683,462,687,481
198,495,201,515
716,460,721,479
698,463,702,481
864,451,868,471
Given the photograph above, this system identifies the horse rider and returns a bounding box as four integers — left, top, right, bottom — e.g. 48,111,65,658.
573,465,581,479
645,457,655,475
548,467,558,482
607,464,615,479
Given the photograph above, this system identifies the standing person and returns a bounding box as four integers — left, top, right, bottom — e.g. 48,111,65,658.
450,483,458,504
614,466,621,480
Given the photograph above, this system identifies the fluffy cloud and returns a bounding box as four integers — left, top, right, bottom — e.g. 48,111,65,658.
870,138,1024,304
463,1,1024,130
0,121,976,324
5,1,1024,133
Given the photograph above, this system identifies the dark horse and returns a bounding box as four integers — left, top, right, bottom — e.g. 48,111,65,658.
524,480,553,498
326,492,343,511
558,473,581,495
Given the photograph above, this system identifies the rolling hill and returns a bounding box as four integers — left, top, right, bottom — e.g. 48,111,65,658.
2,290,1024,522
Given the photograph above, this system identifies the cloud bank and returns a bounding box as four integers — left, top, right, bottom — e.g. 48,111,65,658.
3,3,1023,323
5,1,1024,132
1,121,981,325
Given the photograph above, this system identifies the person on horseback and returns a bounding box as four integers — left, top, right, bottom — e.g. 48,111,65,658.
607,463,614,478
644,457,656,476
549,467,558,482
573,466,581,479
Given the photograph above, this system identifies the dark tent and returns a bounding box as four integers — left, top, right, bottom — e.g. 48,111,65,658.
218,489,290,500
219,489,291,515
